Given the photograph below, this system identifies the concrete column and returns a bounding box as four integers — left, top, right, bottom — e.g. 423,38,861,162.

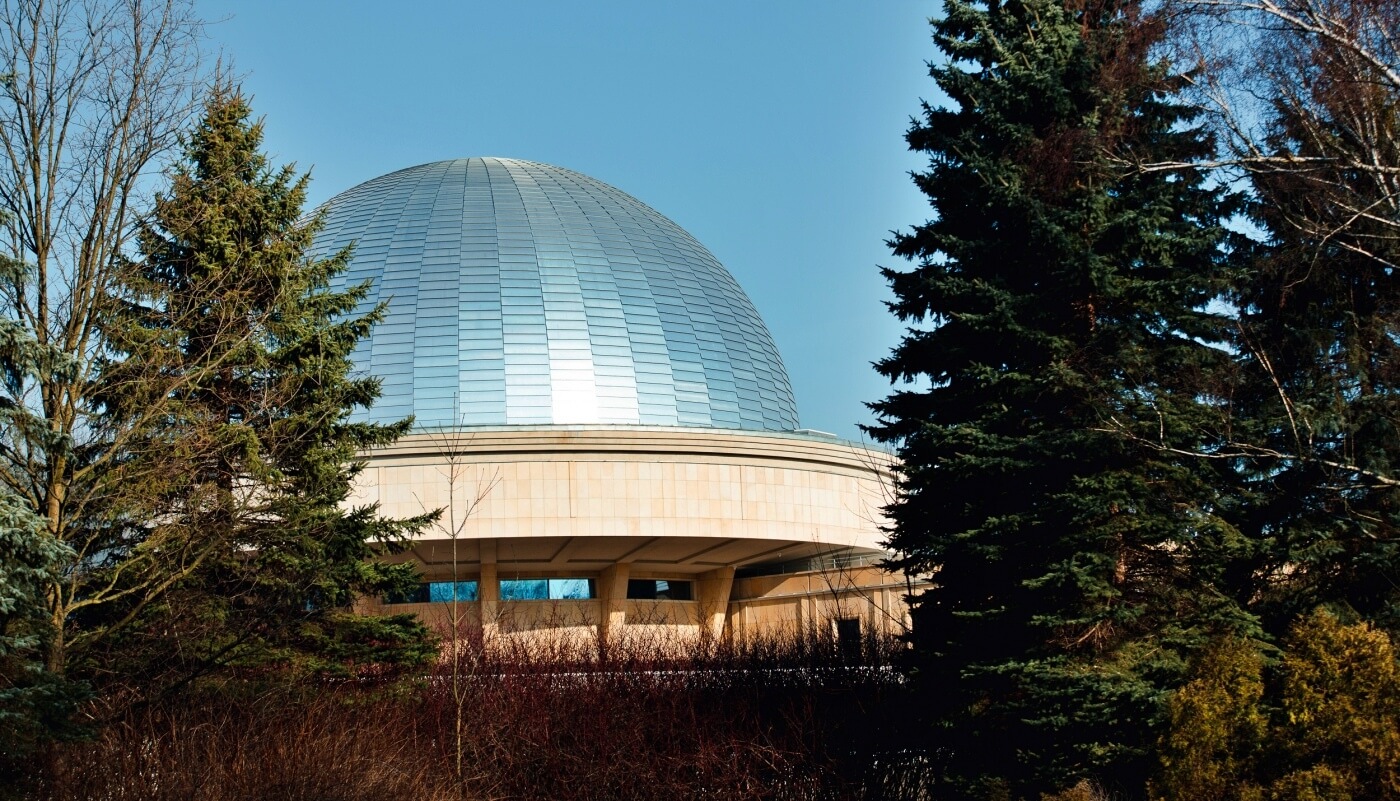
597,562,631,649
479,539,498,641
696,566,735,642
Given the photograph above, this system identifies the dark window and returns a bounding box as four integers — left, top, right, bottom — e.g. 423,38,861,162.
835,618,862,659
385,580,478,604
626,579,694,601
384,584,429,604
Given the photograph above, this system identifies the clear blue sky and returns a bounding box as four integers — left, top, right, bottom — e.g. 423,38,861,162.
200,1,937,442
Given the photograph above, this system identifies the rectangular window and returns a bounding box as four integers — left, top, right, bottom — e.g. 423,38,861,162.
835,618,862,659
548,578,594,600
499,578,547,600
428,581,479,603
626,579,693,601
384,584,428,605
384,581,478,604
500,578,596,601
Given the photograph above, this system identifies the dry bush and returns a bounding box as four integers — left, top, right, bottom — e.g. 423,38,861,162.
1041,780,1117,801
45,688,452,801
31,624,926,801
426,623,914,800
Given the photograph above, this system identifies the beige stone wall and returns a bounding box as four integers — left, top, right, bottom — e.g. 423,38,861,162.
360,565,926,649
728,566,918,641
351,425,923,645
351,426,894,553
617,600,704,646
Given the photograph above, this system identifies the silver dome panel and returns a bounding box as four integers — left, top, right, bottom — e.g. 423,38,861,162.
312,157,799,431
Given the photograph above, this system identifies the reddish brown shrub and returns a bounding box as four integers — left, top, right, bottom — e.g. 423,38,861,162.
31,627,924,801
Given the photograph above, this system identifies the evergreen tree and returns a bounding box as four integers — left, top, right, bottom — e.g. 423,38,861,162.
91,84,434,687
867,0,1251,794
0,257,86,760
0,490,85,763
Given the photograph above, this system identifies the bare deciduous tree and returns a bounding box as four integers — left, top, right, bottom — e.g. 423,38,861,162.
1114,0,1400,488
1104,0,1400,624
0,0,205,675
415,427,498,797
1175,0,1399,258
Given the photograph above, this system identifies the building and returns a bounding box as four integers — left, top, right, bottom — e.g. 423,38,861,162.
311,157,914,646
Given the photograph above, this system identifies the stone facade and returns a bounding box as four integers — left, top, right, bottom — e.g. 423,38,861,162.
352,426,923,644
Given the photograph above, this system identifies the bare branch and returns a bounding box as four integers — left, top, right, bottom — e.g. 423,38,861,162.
0,0,206,673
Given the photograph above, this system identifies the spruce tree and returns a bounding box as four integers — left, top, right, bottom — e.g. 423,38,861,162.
92,84,434,685
0,490,87,764
0,257,87,760
867,0,1251,795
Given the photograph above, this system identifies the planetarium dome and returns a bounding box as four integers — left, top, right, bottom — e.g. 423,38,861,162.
320,159,912,645
312,157,799,432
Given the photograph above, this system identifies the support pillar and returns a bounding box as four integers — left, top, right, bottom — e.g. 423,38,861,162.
479,539,498,641
597,562,631,650
696,566,735,643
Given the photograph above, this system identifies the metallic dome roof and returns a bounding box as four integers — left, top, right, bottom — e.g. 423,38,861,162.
312,157,799,431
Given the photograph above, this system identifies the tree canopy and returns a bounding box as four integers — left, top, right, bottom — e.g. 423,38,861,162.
87,84,435,690
868,0,1254,794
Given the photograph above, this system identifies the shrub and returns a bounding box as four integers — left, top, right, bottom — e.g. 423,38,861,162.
1153,637,1267,801
33,626,923,801
1272,609,1400,800
1154,609,1400,801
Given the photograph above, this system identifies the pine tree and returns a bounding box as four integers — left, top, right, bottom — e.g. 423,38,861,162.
867,0,1252,794
91,84,434,686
